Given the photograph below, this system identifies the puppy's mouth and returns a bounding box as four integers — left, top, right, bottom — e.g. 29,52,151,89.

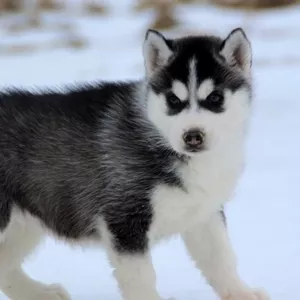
174,145,207,161
184,145,205,153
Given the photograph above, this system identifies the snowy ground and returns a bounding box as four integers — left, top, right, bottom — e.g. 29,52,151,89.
0,1,300,299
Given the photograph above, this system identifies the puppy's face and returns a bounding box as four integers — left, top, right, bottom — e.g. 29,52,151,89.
144,29,252,156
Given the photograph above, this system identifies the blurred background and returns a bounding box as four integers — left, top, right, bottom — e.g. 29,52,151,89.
0,1,300,299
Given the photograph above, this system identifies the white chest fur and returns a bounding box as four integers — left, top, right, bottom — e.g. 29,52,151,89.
149,147,244,244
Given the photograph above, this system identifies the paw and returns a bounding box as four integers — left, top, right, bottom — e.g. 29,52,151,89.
223,288,270,300
30,284,71,300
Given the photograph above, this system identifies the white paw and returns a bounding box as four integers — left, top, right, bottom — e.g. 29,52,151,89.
29,284,71,300
223,288,270,300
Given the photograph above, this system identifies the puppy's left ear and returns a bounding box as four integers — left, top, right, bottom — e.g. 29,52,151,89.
220,28,252,74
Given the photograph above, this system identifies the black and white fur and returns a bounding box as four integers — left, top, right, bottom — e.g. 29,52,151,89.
0,28,269,300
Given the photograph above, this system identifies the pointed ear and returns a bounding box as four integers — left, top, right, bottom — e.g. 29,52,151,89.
220,28,252,73
143,29,173,77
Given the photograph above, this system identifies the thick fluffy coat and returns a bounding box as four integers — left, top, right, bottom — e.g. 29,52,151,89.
0,29,269,300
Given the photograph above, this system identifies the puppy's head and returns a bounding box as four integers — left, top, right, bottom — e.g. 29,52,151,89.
143,28,252,156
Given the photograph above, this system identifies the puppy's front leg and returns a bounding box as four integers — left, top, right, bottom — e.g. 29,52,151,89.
182,211,269,300
108,250,160,300
102,216,160,300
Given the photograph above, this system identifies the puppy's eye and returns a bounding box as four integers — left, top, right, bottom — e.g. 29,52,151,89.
199,90,224,113
206,91,224,105
166,93,182,109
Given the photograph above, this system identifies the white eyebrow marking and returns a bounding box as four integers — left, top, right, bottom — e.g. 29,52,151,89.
197,79,215,100
171,80,188,101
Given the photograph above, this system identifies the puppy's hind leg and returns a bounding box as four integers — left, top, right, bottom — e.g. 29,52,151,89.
0,209,71,300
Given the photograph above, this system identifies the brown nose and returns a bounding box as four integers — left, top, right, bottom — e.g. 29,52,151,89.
183,129,204,147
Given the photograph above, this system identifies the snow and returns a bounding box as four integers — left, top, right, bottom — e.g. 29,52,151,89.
0,1,300,299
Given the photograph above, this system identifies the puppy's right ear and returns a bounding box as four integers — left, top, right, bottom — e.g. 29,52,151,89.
143,29,173,77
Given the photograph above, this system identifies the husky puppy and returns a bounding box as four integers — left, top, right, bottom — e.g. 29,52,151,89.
0,28,269,300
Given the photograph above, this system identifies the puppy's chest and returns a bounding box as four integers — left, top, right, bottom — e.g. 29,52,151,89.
149,155,243,242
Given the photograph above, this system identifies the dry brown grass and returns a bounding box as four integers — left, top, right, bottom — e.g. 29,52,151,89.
211,0,300,10
0,35,88,56
133,0,155,11
5,16,42,33
175,0,197,3
0,0,64,12
38,0,64,11
65,35,88,49
0,43,36,55
149,0,179,30
84,1,108,15
0,0,23,12
133,0,202,11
